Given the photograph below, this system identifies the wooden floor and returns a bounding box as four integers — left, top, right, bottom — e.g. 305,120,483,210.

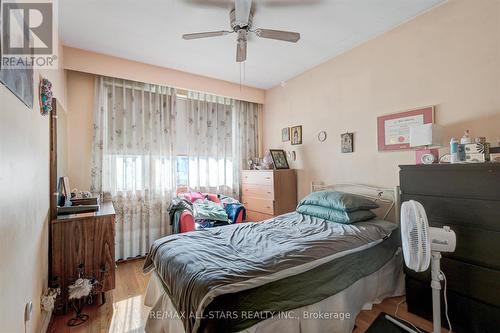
48,259,150,333
49,259,439,333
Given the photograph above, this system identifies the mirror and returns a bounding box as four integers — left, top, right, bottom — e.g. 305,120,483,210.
56,100,69,182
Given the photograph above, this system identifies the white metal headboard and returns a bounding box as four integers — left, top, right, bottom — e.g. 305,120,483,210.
311,182,401,224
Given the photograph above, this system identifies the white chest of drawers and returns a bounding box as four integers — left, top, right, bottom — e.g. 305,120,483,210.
241,169,297,221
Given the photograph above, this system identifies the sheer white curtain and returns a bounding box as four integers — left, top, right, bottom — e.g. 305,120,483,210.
233,100,261,196
91,76,177,260
185,92,261,198
185,92,234,196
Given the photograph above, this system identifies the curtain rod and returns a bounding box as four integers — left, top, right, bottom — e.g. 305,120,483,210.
99,76,261,106
103,81,235,105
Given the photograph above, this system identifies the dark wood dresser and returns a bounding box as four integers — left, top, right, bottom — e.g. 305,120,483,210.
51,202,116,313
400,164,500,333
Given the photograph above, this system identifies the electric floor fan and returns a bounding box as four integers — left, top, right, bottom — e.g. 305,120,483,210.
386,200,456,333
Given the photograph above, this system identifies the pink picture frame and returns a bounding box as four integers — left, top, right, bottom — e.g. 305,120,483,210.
377,106,434,151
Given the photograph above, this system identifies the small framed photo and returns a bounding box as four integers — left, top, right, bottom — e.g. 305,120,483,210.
281,127,290,142
341,132,354,153
269,149,290,169
290,125,302,145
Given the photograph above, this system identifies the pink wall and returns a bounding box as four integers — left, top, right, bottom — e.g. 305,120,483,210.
63,46,264,104
263,0,500,199
0,44,67,333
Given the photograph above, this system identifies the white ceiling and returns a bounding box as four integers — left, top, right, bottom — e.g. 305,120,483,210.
60,0,445,89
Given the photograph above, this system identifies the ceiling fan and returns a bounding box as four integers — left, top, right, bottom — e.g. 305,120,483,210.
182,0,301,62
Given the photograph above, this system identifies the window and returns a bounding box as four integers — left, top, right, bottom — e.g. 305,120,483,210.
110,155,231,192
109,154,175,192
114,155,144,191
176,156,188,186
104,96,250,194
187,157,233,189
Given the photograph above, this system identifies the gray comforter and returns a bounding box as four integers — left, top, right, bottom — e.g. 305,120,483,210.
143,212,398,333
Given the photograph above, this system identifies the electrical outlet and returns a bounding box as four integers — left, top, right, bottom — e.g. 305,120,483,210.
24,301,33,322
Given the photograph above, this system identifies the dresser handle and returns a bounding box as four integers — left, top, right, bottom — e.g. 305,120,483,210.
267,191,271,194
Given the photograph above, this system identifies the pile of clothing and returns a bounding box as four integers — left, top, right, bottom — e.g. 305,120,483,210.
168,192,246,233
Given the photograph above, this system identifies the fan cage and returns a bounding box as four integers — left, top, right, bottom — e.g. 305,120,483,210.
401,200,431,272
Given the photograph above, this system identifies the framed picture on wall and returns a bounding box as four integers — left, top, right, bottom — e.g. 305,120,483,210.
341,132,354,153
0,0,34,109
377,106,434,151
290,125,302,145
281,127,290,142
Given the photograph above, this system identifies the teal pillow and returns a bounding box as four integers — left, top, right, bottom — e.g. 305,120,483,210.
298,191,379,212
296,204,376,224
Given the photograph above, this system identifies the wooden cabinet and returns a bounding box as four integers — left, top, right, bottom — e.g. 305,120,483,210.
242,169,297,221
51,202,116,313
400,164,500,333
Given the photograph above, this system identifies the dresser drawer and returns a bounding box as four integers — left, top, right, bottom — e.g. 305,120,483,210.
406,276,500,333
402,194,500,270
406,257,500,308
400,164,500,200
246,210,273,222
402,194,500,232
242,184,274,200
242,196,274,215
242,171,273,186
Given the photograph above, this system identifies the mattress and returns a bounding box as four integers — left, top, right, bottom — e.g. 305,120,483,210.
144,251,404,333
143,212,402,332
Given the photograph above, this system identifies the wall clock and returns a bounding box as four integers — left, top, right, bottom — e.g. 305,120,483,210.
318,131,327,142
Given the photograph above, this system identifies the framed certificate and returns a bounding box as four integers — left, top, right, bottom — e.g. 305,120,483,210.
377,106,434,151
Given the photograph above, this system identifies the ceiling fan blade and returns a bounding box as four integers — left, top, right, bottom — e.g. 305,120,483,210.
182,31,231,40
236,39,247,62
254,29,300,42
235,0,252,26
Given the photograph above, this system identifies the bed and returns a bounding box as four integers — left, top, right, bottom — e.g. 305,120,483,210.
143,183,405,333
